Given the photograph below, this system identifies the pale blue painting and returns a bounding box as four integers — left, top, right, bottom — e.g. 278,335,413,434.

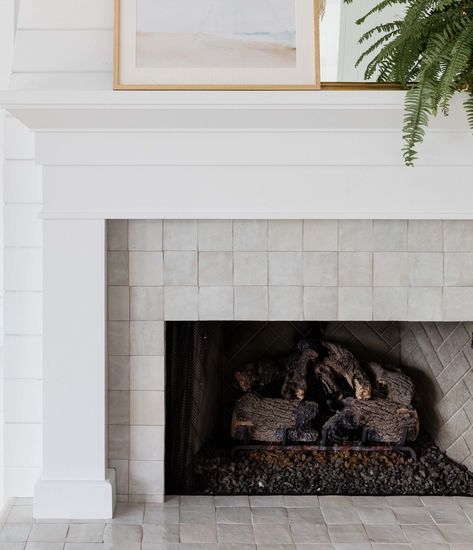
136,0,296,68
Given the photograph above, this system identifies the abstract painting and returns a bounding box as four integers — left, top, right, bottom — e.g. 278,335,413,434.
115,0,320,89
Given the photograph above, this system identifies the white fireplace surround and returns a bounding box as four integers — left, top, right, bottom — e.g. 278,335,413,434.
2,89,473,519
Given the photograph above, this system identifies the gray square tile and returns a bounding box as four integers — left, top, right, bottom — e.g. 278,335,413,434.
108,321,129,356
249,496,285,507
374,220,407,251
108,286,130,321
373,287,408,320
130,390,164,425
408,253,443,286
26,543,65,550
339,253,372,286
401,524,446,543
130,425,164,461
283,496,319,508
254,524,292,545
444,287,473,320
217,524,254,544
252,508,288,524
233,221,267,251
365,524,406,543
338,287,372,320
180,496,215,509
199,287,233,320
269,287,303,320
108,356,130,391
143,504,179,524
129,460,164,495
373,252,408,286
322,507,360,524
269,252,303,285
163,220,197,251
303,287,338,320
179,524,217,543
445,253,473,286
130,356,164,391
444,221,473,251
6,506,33,523
107,251,128,286
130,287,163,321
103,524,142,545
215,496,250,508
408,220,443,251
108,424,130,459
164,251,198,286
199,252,233,286
108,220,128,251
408,287,443,321
234,253,268,286
328,525,368,543
112,503,144,524
0,524,31,542
28,525,68,542
216,508,251,524
356,507,397,524
303,252,338,286
164,286,198,320
428,507,470,524
198,220,233,251
180,509,216,524
129,220,162,251
268,220,302,251
234,287,268,320
303,220,338,251
130,321,164,355
287,508,324,524
107,390,129,425
339,220,373,251
66,524,105,543
129,251,163,286
393,506,434,525
142,524,179,543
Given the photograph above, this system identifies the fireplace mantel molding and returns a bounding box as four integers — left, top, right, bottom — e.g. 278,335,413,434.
2,89,473,519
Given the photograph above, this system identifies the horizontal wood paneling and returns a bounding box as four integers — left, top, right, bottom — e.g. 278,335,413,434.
13,30,113,72
36,130,473,167
42,165,473,219
17,0,113,29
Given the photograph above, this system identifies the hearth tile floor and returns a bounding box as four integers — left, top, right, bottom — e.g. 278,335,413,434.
1,496,473,549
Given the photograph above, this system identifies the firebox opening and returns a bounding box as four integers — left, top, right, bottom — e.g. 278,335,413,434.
165,321,473,496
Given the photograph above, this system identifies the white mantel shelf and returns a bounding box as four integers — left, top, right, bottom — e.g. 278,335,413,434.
0,90,469,131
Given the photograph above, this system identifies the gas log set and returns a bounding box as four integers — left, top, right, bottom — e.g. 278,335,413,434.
231,339,419,453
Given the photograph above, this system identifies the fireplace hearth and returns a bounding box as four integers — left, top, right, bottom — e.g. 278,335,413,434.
165,321,473,497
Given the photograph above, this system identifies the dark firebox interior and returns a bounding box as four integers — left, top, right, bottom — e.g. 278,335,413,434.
165,321,473,496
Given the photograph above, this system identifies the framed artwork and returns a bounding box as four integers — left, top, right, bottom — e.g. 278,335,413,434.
114,0,320,90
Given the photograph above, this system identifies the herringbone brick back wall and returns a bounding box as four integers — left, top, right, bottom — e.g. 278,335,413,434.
400,322,473,471
322,321,473,472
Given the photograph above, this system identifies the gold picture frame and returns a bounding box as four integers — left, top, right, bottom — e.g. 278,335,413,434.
114,0,321,90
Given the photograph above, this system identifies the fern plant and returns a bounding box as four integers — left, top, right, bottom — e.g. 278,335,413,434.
345,0,473,165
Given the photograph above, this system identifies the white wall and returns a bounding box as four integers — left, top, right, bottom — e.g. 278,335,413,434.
0,0,16,509
2,0,43,501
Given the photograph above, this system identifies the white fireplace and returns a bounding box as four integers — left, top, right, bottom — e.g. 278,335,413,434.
2,90,473,519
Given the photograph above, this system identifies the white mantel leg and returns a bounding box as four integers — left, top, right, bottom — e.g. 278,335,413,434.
34,219,115,519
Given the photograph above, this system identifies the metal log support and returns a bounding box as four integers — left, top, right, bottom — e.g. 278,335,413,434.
231,426,417,461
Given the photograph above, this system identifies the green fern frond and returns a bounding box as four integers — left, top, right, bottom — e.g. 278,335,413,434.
464,92,473,130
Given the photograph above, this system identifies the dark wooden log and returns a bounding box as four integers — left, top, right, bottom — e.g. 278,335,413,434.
323,397,419,443
281,348,318,400
234,355,296,392
314,341,372,400
365,362,415,406
231,392,319,443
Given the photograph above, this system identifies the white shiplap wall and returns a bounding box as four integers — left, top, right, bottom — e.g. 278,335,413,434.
3,0,43,500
